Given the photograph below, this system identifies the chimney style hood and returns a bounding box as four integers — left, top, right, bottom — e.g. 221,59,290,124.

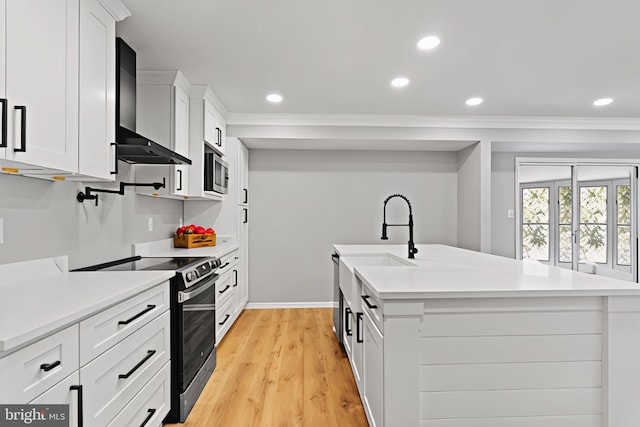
115,38,191,165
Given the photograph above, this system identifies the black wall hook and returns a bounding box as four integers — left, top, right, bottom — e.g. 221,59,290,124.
77,178,166,206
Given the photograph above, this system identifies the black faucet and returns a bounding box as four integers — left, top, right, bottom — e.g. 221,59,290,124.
381,194,418,259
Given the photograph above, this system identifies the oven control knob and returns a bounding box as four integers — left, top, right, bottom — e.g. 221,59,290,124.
186,272,194,282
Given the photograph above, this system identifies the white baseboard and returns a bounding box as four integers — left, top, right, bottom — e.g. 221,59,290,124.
245,301,335,309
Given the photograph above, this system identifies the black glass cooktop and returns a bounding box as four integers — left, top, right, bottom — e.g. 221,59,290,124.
74,256,210,272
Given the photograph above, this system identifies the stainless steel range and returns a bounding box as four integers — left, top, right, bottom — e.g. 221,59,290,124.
75,255,222,423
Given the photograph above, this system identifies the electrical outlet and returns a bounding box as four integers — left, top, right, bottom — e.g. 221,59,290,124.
507,209,515,219
148,217,153,232
0,218,3,244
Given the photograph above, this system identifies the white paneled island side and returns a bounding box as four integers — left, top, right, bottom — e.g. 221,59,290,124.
334,244,640,427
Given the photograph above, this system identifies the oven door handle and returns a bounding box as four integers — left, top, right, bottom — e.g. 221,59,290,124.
178,279,216,303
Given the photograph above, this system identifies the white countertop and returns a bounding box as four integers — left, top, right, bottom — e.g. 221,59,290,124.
334,244,640,299
0,269,174,353
134,237,239,258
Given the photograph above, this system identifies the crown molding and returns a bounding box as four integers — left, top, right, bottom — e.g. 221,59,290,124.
98,0,131,21
226,113,640,131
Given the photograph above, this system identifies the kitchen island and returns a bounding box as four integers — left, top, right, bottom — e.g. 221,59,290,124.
333,244,640,427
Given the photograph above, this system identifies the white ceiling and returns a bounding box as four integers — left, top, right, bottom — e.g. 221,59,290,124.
116,0,640,118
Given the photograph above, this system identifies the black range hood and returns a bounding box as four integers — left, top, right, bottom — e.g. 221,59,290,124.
115,38,191,165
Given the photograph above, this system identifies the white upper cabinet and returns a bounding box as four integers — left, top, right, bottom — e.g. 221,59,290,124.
201,90,226,157
78,0,118,181
3,0,79,173
135,71,191,199
0,0,128,181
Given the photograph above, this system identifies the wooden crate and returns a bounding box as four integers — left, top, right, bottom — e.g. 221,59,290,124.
173,233,216,248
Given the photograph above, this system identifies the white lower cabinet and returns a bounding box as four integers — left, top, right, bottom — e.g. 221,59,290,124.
0,280,171,427
362,309,384,427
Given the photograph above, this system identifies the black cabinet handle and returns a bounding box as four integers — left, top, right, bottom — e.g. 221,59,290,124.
140,408,156,427
217,128,222,146
110,143,118,175
219,262,230,270
69,385,83,427
356,312,363,343
40,360,61,372
0,99,7,148
218,284,231,294
14,106,26,152
243,208,248,224
218,314,231,325
118,304,156,325
361,295,378,309
119,350,156,379
233,269,238,287
243,188,248,204
176,169,183,191
345,307,352,336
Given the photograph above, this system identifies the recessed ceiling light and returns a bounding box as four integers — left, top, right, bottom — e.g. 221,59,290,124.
391,77,410,88
417,36,441,50
266,94,283,103
465,97,483,106
593,98,613,106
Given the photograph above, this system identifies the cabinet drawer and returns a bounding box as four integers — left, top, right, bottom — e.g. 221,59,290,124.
216,268,237,308
107,361,170,427
80,282,170,365
216,293,235,343
0,325,79,403
82,311,170,427
217,251,238,277
361,290,383,333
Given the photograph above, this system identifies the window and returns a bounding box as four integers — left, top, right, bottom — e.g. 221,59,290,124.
558,186,572,263
521,187,550,261
617,184,631,266
579,185,607,264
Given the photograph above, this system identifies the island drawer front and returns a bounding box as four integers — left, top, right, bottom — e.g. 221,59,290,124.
361,291,382,332
0,324,79,403
107,361,170,427
82,310,170,427
216,267,237,309
79,282,170,365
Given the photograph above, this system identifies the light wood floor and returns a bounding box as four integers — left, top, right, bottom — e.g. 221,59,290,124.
166,308,368,427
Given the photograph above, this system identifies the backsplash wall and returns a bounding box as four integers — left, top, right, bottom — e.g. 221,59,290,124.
0,163,183,269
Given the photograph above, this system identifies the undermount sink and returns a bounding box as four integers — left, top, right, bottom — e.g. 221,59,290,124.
343,254,416,267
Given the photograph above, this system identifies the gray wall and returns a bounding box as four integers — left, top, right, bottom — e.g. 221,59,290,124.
248,149,459,304
0,163,183,269
457,144,482,251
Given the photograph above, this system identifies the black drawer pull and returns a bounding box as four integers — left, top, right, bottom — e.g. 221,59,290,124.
14,106,26,152
140,408,156,427
218,314,231,325
356,312,363,343
69,385,83,427
0,99,7,148
219,262,230,270
233,269,238,287
118,304,156,325
119,350,156,379
218,284,231,294
361,295,378,309
243,188,248,204
40,360,61,372
345,307,352,336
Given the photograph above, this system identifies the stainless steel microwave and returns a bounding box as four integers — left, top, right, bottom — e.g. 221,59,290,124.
204,144,229,194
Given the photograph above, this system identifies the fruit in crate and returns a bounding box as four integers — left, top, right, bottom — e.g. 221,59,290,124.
175,225,215,236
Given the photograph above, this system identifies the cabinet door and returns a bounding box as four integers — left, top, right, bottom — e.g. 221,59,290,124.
352,311,363,392
78,0,116,180
237,206,249,309
363,310,384,427
0,0,6,160
173,85,190,196
203,98,217,147
5,0,79,171
30,372,81,427
237,141,249,206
